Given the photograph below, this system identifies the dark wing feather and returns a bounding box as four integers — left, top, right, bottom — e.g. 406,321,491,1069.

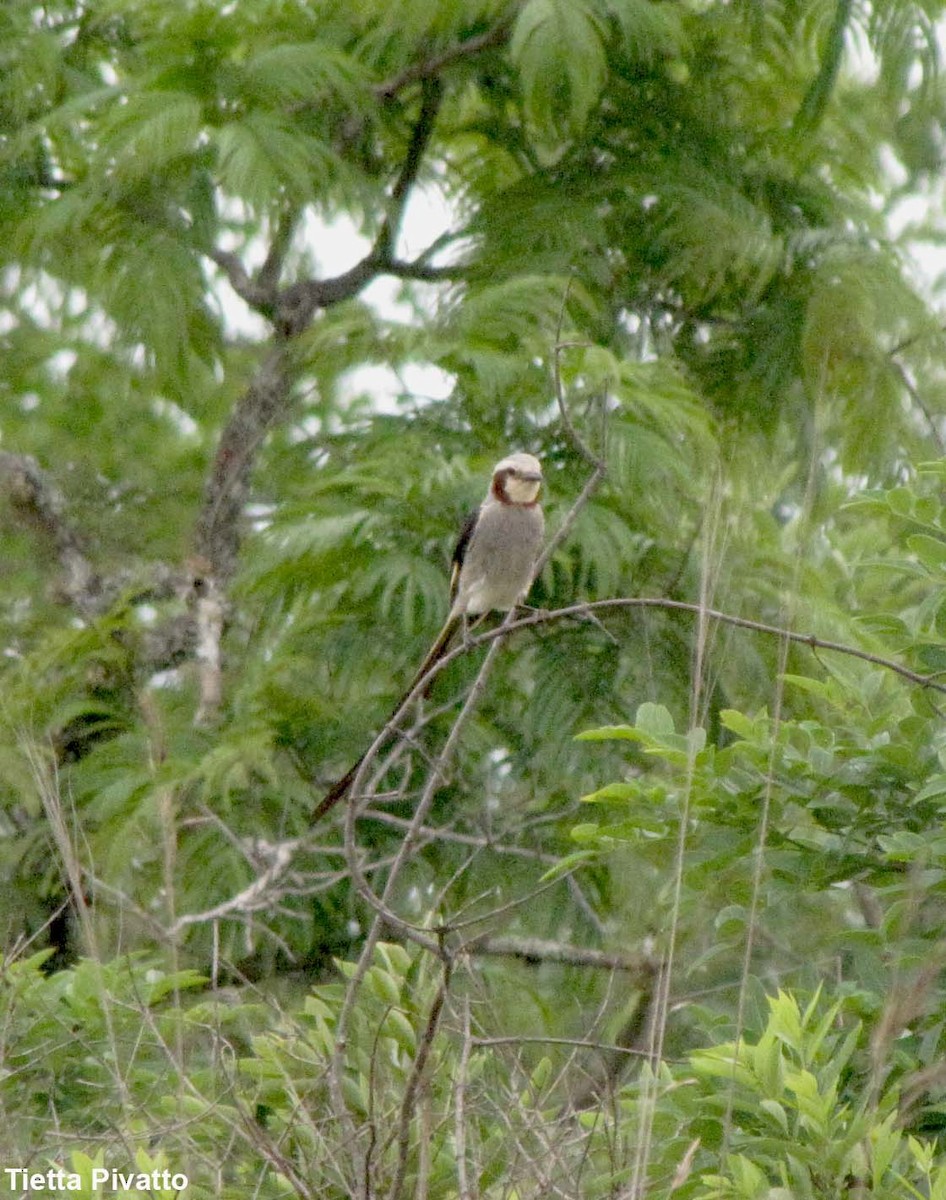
450,506,480,604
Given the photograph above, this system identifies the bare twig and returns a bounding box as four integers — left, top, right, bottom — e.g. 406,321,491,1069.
890,355,946,454
167,840,296,935
470,935,650,974
376,22,512,100
386,960,453,1200
532,464,606,581
342,630,515,949
454,998,474,1200
326,636,510,1194
360,809,560,864
531,287,609,581
552,287,602,470
470,1035,653,1059
455,596,946,695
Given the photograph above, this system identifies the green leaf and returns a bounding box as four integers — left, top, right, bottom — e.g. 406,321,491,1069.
511,0,607,135
908,533,946,572
101,91,204,182
539,849,598,881
575,724,641,742
580,781,640,803
239,41,372,109
719,709,754,740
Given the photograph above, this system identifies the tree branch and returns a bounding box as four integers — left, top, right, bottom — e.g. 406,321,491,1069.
375,21,513,100
386,257,463,283
471,935,651,974
532,291,609,580
455,596,946,695
193,68,449,730
276,80,444,336
192,572,225,725
205,247,278,314
257,204,299,293
376,77,443,263
192,346,288,583
889,354,946,454
386,960,452,1200
207,206,300,317
0,451,101,617
360,809,560,864
166,838,296,935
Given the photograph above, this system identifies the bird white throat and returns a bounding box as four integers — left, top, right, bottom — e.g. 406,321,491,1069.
490,451,543,507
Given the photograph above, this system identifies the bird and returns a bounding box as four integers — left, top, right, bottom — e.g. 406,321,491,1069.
312,451,545,822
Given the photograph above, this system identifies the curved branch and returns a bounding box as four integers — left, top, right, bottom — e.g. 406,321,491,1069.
205,247,277,313
276,81,445,335
456,596,946,696
375,21,513,101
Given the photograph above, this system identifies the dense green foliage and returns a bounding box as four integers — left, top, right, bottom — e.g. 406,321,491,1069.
3,0,946,1193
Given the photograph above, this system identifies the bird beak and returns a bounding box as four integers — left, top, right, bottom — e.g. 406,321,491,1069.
519,471,542,483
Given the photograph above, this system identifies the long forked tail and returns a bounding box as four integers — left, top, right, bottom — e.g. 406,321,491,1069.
311,613,461,823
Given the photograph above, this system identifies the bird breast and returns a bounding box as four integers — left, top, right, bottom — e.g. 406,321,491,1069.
456,501,545,615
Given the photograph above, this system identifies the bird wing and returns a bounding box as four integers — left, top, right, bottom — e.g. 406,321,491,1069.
449,506,481,605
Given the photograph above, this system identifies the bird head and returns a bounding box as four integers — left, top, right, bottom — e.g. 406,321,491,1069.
491,452,543,506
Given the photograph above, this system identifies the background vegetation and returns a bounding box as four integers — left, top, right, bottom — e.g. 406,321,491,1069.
3,0,946,1195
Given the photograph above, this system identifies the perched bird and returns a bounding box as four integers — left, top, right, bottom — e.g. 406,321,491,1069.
313,451,545,821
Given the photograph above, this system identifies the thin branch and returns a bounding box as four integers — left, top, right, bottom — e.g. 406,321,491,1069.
360,809,560,864
341,631,516,950
532,463,606,581
166,840,296,934
889,322,946,358
276,82,444,337
0,451,101,616
454,998,473,1200
386,960,453,1200
376,78,443,263
471,935,651,974
257,205,299,293
531,289,609,580
890,355,946,454
470,1035,653,1060
326,637,512,1192
552,288,603,470
445,873,582,936
375,22,512,100
205,247,278,313
452,596,946,696
386,257,465,283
